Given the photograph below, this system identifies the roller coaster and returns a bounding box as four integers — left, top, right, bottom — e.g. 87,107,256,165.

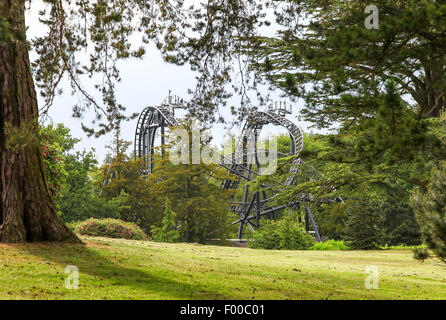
134,93,326,241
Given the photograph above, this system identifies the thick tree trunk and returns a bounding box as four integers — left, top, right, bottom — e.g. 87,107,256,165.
0,1,80,243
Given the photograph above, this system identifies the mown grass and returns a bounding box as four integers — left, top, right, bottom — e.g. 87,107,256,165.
0,236,445,300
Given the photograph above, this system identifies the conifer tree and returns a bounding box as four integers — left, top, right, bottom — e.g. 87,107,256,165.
343,200,384,250
411,161,446,263
152,198,180,243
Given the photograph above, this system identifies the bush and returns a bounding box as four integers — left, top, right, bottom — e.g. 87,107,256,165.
248,214,314,250
311,240,350,251
413,247,430,262
248,221,281,250
70,218,148,240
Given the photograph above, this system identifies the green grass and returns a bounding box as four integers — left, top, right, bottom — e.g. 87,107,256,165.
380,244,427,250
0,236,445,300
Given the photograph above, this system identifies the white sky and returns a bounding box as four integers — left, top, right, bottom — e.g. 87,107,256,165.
25,1,318,163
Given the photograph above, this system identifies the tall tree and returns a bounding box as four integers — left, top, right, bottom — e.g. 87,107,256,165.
159,1,446,124
0,1,78,242
145,155,234,244
343,199,384,250
244,1,446,125
0,0,243,243
411,160,446,263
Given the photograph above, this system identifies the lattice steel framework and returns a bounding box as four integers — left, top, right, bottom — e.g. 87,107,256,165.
134,94,324,241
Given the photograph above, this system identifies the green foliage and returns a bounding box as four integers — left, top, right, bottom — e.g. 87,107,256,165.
380,244,426,251
300,134,330,159
39,124,79,203
146,157,233,243
109,190,131,214
0,16,10,43
411,160,446,263
70,218,148,240
380,199,421,246
343,200,384,250
30,1,201,136
311,240,350,251
246,1,446,124
413,247,430,262
152,198,180,243
96,122,234,243
40,124,81,155
315,203,348,241
38,123,127,223
257,133,424,247
41,141,67,201
96,127,160,229
59,150,123,222
325,83,441,168
248,222,280,250
248,213,314,250
141,122,234,243
317,194,421,247
234,5,446,237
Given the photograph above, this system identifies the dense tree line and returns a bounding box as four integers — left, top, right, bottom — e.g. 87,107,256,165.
42,122,428,249
42,123,234,244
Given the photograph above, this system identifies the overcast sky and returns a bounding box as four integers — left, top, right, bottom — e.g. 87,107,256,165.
26,1,317,163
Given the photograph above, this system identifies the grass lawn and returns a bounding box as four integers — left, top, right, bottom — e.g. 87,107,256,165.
0,236,445,300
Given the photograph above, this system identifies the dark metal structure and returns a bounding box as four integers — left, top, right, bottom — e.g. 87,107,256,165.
134,93,324,241
134,94,183,173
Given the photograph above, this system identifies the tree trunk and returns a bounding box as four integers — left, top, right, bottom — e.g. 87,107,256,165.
0,0,80,243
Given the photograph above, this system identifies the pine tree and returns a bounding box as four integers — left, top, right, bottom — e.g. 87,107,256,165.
152,198,180,243
381,199,421,246
343,200,384,250
244,1,446,123
411,161,446,263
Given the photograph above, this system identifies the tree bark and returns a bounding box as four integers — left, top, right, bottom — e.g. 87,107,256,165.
0,0,80,243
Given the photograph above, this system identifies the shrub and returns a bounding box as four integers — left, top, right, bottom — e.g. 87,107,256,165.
311,240,350,251
248,214,314,250
248,221,281,250
70,218,148,240
413,247,430,262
